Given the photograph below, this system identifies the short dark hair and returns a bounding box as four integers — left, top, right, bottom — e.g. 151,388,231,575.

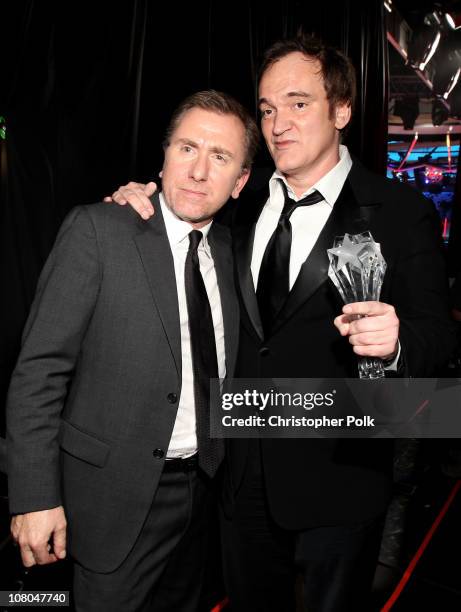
259,34,357,120
163,90,259,170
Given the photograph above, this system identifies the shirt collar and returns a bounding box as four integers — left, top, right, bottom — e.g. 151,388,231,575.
159,193,212,255
269,144,353,208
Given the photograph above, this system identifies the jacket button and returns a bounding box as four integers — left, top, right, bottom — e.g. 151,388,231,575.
153,448,164,459
167,393,178,404
259,346,270,356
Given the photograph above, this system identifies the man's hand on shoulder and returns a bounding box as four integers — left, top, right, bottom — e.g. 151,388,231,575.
334,301,399,360
103,181,158,220
11,506,67,567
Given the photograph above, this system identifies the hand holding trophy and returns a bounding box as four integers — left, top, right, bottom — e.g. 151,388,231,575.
328,232,387,379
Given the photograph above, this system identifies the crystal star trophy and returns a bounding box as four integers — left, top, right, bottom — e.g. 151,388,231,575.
327,232,387,379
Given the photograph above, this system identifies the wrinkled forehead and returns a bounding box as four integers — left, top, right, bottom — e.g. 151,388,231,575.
259,53,324,97
169,107,247,161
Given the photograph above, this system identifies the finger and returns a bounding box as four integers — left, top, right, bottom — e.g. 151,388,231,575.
348,316,398,335
118,190,153,219
111,190,128,205
352,343,397,358
52,526,67,560
30,542,58,565
103,196,113,202
20,545,37,568
343,301,394,317
120,182,149,198
348,331,397,346
333,315,350,336
334,313,369,335
145,181,158,196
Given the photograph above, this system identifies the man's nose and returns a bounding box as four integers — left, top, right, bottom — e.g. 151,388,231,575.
272,109,291,136
189,153,209,181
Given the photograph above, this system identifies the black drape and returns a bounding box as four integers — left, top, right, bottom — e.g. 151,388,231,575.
1,0,389,432
342,0,389,174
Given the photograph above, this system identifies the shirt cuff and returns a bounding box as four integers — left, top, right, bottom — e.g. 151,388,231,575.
383,341,401,371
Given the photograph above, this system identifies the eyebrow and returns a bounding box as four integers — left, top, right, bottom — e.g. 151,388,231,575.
258,91,313,106
175,138,234,159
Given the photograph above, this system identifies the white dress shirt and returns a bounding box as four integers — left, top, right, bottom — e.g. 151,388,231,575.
160,195,226,458
251,145,352,290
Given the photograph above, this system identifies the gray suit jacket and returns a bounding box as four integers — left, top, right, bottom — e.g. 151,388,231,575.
6,194,239,572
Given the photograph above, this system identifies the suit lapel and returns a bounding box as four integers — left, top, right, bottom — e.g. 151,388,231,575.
208,222,240,377
233,190,267,341
134,194,182,376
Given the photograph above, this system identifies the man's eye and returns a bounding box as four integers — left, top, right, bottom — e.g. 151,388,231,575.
181,145,193,153
214,154,227,163
261,108,272,117
294,102,307,109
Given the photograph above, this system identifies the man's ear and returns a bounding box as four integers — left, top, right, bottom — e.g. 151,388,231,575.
335,103,351,131
231,168,251,199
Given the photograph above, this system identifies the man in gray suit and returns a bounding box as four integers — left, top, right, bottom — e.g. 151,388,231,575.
6,90,257,611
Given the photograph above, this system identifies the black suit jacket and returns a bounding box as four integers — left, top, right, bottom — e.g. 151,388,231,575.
6,195,239,572
224,158,456,529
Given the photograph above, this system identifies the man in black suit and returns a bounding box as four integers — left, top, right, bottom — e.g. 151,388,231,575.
107,36,454,612
7,90,258,611
221,37,454,612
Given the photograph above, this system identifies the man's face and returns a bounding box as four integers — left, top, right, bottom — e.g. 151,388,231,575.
258,52,351,186
161,108,250,228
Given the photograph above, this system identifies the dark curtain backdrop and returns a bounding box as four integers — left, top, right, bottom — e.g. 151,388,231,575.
1,0,389,433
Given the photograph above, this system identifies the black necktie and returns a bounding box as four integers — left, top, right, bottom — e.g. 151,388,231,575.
185,230,224,477
256,182,324,335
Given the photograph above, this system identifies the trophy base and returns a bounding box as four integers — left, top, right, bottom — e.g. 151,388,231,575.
358,357,385,379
